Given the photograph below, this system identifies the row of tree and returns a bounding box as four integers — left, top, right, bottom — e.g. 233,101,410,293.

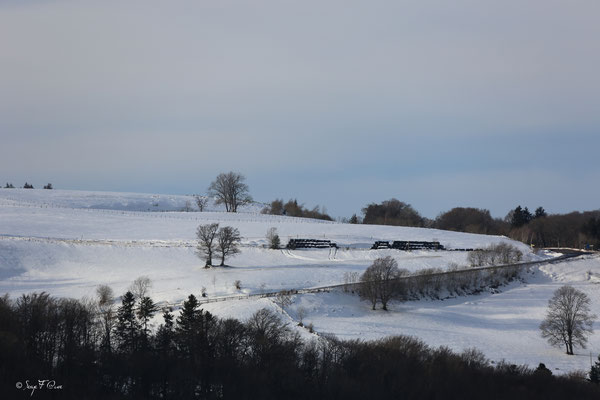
352,199,600,249
357,253,523,310
509,210,600,249
467,243,524,267
262,198,333,221
2,289,599,399
2,182,53,189
196,174,600,250
200,175,600,250
357,199,540,232
4,171,598,249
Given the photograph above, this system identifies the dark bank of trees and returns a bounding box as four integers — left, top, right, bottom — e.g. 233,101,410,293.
359,201,504,232
262,198,333,221
434,207,503,234
362,198,425,227
508,208,600,249
353,199,600,249
2,290,599,400
438,205,600,249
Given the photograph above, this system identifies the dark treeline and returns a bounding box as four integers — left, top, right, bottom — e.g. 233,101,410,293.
434,207,502,234
262,198,333,221
2,291,599,399
358,199,600,249
1,182,53,189
362,199,425,227
509,209,600,249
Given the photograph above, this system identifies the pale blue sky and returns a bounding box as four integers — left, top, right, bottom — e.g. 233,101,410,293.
1,0,599,218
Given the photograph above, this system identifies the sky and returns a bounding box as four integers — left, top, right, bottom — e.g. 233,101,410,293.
1,0,599,219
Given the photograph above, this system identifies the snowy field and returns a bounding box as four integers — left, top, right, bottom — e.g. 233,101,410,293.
1,189,598,374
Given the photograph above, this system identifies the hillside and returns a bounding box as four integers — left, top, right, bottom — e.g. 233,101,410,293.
0,189,532,300
1,188,598,374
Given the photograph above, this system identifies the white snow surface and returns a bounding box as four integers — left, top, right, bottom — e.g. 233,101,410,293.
1,189,598,374
0,188,265,213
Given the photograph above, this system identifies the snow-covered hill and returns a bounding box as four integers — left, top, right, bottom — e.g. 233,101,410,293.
0,188,265,212
0,189,533,301
1,189,598,374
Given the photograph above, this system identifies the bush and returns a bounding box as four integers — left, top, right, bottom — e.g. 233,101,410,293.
467,243,523,267
266,227,281,249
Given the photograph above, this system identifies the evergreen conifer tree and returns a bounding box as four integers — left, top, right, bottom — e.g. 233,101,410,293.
176,294,201,356
115,291,139,354
534,207,547,219
590,354,600,384
137,296,158,346
156,308,174,351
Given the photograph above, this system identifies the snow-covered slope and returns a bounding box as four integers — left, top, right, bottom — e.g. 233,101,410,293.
0,188,264,213
3,189,597,374
0,190,523,249
286,254,600,374
0,189,534,302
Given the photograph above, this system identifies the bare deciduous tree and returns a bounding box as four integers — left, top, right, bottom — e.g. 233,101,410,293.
297,306,307,325
343,271,361,292
196,223,219,267
274,290,292,313
246,308,289,342
540,285,596,355
194,195,208,212
216,226,241,266
182,200,193,212
129,276,152,301
359,256,401,310
96,285,115,353
207,172,252,212
360,266,379,310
